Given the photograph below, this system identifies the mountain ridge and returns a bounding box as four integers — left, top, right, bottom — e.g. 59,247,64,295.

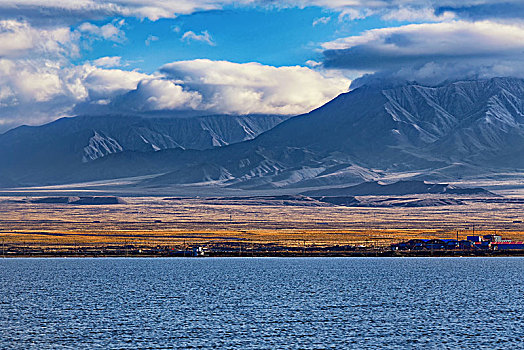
0,113,289,186
1,77,523,190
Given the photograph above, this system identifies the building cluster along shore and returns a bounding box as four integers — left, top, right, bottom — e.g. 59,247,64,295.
391,235,524,252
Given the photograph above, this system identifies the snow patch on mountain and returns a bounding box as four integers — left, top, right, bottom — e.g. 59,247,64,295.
82,131,123,162
139,135,161,151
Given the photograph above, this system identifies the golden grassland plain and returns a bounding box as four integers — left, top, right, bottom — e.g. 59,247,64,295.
1,196,523,251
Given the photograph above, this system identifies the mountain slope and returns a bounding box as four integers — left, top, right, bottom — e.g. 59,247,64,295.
0,114,288,186
181,77,524,188
1,77,523,189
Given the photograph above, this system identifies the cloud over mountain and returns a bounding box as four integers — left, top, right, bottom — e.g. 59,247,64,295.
0,58,350,132
322,20,524,84
159,59,350,115
0,59,147,130
113,78,203,111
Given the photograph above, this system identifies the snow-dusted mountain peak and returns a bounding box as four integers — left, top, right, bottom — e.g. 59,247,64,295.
1,77,523,189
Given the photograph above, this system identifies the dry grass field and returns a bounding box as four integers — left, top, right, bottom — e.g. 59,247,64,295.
1,196,523,252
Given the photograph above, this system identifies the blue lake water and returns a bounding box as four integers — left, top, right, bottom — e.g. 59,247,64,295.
1,257,523,349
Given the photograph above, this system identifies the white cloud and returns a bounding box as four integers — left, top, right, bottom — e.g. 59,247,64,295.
15,69,62,103
77,21,125,42
92,56,122,67
0,20,78,58
312,16,331,26
305,60,322,68
181,31,215,46
0,59,152,130
0,21,34,57
160,59,350,115
0,58,86,130
323,21,524,65
145,34,159,46
119,79,202,111
0,59,84,104
381,7,455,21
337,8,375,21
321,20,524,85
323,21,524,53
82,65,150,100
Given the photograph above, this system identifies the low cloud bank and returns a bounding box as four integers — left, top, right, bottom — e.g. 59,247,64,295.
322,20,524,86
0,58,350,132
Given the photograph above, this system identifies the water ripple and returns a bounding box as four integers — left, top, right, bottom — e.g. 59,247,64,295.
1,257,523,349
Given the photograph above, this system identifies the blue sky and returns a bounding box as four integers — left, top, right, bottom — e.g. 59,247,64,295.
76,7,397,72
0,1,523,132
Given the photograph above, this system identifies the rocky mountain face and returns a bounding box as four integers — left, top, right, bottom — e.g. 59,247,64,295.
1,77,523,189
148,77,523,190
0,114,288,186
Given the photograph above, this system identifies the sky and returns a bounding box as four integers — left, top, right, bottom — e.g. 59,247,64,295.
1,0,524,132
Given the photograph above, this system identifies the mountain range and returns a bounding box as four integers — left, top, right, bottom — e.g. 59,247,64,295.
0,114,288,187
1,77,523,191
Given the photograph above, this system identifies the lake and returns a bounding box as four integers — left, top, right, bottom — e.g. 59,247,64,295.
1,258,523,349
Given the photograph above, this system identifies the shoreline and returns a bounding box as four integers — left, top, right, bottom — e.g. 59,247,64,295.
3,250,524,258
